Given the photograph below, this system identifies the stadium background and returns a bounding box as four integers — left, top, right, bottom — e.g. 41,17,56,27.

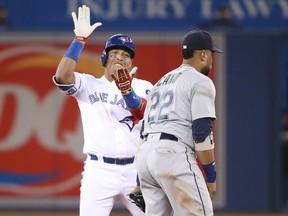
0,0,288,215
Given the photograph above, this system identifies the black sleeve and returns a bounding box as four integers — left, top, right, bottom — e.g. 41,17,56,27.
192,117,214,143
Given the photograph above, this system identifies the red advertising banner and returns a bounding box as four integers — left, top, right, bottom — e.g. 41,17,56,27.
0,35,225,209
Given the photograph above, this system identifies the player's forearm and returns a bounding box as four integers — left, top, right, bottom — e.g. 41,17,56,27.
197,149,216,183
56,37,86,82
128,98,147,120
196,149,215,165
55,37,86,84
55,57,76,84
123,90,146,120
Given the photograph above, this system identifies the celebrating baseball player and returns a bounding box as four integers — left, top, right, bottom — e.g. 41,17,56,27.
52,5,152,216
136,29,222,215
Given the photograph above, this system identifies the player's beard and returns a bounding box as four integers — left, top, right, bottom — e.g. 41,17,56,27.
201,65,211,76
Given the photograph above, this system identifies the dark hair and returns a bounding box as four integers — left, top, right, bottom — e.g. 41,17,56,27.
182,49,195,59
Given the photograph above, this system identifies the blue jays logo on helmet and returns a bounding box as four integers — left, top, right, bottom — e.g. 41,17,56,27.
101,34,135,66
119,36,130,43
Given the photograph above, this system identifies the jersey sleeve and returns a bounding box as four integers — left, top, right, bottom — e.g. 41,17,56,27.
191,80,216,121
52,72,83,96
132,79,153,99
192,117,213,143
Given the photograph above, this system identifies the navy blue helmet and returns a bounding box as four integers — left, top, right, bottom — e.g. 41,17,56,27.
101,34,135,66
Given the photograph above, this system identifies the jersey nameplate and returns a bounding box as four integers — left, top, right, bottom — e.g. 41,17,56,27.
156,72,182,86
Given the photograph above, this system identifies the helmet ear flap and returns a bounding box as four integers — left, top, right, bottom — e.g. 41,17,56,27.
101,50,107,66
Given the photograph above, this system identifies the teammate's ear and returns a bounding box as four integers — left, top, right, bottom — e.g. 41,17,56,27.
200,51,206,61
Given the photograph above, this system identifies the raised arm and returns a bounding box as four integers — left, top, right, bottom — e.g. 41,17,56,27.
54,5,102,84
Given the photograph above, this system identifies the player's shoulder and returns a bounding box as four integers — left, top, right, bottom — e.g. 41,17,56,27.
178,69,215,94
133,77,152,84
74,72,96,78
132,78,153,97
193,76,216,96
185,69,213,83
132,77,153,88
74,72,103,83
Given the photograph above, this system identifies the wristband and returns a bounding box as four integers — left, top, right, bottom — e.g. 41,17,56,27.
202,161,216,183
75,36,88,44
130,99,146,120
123,90,141,109
64,39,84,62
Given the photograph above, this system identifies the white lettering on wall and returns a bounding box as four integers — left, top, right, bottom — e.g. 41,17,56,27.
67,0,191,20
0,85,37,149
67,0,288,20
278,0,288,17
201,0,288,19
0,85,84,160
243,0,270,17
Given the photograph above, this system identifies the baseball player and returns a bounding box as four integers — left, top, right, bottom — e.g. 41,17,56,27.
52,5,152,216
136,29,223,216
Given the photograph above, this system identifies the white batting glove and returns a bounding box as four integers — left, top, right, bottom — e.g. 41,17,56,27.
129,67,138,77
72,5,102,43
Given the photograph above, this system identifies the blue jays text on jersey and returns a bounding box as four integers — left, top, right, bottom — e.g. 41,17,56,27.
89,91,129,110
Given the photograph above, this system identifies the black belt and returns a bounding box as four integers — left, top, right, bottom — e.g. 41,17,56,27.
89,154,134,165
145,132,178,142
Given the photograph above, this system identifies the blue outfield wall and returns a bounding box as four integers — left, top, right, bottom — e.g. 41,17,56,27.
224,32,288,211
0,0,287,211
0,0,288,32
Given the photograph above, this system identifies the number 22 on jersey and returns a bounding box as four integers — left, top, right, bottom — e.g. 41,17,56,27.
147,89,174,123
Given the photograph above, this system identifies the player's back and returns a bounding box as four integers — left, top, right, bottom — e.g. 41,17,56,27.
143,64,215,147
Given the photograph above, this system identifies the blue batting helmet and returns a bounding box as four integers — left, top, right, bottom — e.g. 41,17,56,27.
101,34,135,66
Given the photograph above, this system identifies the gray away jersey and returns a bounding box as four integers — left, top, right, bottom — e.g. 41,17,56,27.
143,64,216,148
